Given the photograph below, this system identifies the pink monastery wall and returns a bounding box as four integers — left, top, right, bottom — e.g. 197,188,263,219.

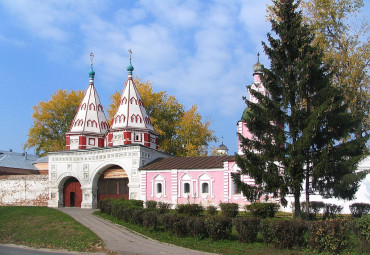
0,175,49,206
142,160,274,209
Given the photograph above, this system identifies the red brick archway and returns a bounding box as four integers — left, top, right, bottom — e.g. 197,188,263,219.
63,177,82,207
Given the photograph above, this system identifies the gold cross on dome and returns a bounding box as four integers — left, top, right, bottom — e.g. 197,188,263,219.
90,52,94,65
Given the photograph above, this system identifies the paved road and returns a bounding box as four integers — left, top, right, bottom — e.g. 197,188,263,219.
58,208,214,255
0,244,104,255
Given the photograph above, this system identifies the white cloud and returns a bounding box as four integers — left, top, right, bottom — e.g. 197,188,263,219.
0,0,273,153
0,34,26,47
138,0,200,28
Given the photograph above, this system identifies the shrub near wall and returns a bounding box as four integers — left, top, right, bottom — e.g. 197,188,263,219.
176,203,204,217
233,217,260,243
142,211,159,231
186,217,209,240
323,204,343,220
204,216,232,241
260,219,307,249
145,200,157,209
309,218,349,254
219,202,239,218
349,203,370,218
206,205,217,216
157,202,171,214
353,215,370,253
245,203,279,218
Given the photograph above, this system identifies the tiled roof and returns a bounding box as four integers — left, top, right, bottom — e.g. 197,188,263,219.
0,150,39,170
140,155,235,170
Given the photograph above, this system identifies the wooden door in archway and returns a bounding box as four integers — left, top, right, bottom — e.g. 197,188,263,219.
64,177,82,207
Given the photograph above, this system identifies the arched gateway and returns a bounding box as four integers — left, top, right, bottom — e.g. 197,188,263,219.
63,177,82,207
97,165,129,203
47,53,169,209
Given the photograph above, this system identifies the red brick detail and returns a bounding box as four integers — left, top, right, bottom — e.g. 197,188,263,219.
124,131,131,144
98,138,104,147
144,133,150,147
108,133,113,146
66,136,70,150
79,136,86,149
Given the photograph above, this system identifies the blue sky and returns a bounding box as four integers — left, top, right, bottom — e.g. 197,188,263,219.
0,0,368,155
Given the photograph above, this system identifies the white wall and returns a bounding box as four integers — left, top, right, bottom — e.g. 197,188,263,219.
0,175,49,206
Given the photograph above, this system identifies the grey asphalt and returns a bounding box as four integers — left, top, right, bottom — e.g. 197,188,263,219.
58,208,214,255
0,244,104,255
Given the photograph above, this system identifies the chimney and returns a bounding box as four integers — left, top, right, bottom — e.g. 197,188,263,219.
9,149,12,152
25,152,28,160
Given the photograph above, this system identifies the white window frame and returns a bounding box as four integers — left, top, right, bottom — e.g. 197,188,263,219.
199,173,214,199
151,174,166,198
179,173,192,198
89,138,95,146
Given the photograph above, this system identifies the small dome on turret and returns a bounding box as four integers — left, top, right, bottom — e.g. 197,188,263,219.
127,49,134,74
127,61,134,73
89,52,95,78
89,65,95,78
217,141,229,155
253,52,264,73
217,143,228,151
253,61,263,73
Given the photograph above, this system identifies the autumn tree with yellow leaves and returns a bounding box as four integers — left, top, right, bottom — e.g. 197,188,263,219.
269,0,369,138
107,78,216,157
24,89,84,156
301,0,369,138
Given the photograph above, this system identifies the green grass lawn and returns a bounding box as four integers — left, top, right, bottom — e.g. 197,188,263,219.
0,206,104,253
95,211,312,255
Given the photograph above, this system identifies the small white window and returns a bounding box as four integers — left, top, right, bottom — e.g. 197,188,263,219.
156,183,162,194
201,183,209,193
184,183,190,193
135,133,141,142
89,138,95,146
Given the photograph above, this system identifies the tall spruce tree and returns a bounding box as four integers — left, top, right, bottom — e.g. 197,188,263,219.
233,0,367,218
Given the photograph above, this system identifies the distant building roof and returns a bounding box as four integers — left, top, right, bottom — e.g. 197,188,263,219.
140,155,235,170
34,156,49,164
0,150,39,171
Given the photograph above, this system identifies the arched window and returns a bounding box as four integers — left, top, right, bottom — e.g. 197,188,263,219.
184,183,190,194
199,173,213,198
202,183,209,193
131,115,135,122
153,174,165,198
122,97,127,104
156,183,162,194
